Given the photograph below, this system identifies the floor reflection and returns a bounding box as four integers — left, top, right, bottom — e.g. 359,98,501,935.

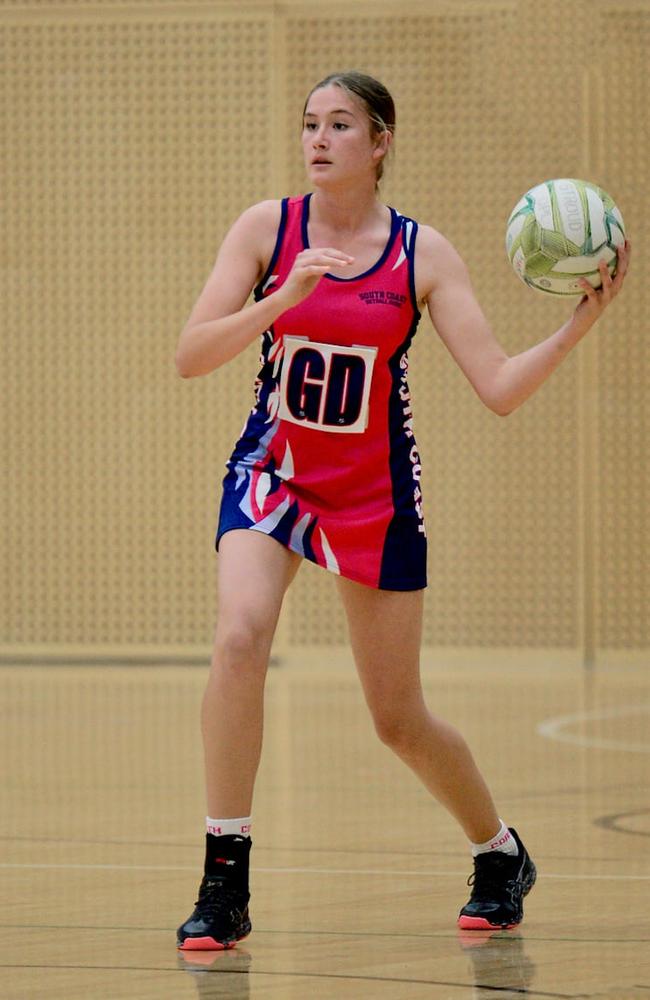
178,947,252,1000
458,928,536,998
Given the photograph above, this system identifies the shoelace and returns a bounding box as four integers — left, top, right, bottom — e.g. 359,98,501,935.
195,876,247,917
466,853,515,899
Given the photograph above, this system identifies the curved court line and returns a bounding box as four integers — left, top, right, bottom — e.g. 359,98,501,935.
537,704,650,752
595,808,650,840
1,861,649,880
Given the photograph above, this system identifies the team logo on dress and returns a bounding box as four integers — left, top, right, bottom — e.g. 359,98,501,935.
358,290,407,308
278,336,377,434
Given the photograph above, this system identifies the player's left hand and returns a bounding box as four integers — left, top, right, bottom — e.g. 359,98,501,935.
574,240,631,328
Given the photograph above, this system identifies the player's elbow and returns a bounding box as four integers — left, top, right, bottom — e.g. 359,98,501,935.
471,382,511,416
490,400,515,417
175,351,195,378
479,361,517,415
175,334,205,378
175,353,205,379
478,388,516,416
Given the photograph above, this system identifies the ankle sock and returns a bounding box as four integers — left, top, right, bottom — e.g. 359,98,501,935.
206,816,251,837
471,820,519,858
203,831,252,888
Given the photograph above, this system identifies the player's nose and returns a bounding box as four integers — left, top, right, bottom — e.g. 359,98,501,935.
312,128,328,148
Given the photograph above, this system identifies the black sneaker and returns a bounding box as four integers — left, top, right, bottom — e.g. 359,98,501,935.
177,875,252,951
458,827,536,930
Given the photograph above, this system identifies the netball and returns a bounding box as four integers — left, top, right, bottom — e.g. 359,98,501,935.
505,178,626,295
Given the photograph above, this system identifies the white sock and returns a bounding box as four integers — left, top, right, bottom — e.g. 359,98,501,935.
206,816,252,838
470,820,518,857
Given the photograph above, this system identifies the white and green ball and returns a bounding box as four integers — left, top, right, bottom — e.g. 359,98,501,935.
506,178,625,295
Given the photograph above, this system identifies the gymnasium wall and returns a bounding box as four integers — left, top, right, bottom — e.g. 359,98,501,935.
2,0,648,661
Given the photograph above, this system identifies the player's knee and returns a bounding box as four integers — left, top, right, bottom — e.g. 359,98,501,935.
372,708,417,753
212,618,272,675
371,691,438,754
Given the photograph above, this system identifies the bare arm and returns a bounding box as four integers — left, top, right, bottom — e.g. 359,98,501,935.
418,226,631,416
175,201,354,378
175,201,281,377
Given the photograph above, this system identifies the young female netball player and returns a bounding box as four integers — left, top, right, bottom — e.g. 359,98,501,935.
174,71,630,950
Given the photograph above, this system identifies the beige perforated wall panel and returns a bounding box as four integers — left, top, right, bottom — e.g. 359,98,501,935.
593,7,649,651
3,5,273,649
2,0,647,658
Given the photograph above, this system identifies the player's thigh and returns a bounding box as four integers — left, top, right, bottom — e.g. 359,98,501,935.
335,576,425,706
213,529,302,657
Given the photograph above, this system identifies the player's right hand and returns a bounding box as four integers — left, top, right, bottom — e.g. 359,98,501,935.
277,248,354,308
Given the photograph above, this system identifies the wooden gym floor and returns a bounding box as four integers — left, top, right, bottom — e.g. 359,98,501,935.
0,655,648,999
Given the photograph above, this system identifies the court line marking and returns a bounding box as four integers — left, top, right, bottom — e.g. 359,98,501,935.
595,808,650,840
0,831,643,863
1,861,649,881
537,704,650,752
1,922,648,945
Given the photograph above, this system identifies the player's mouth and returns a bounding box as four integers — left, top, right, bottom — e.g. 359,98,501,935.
312,158,332,165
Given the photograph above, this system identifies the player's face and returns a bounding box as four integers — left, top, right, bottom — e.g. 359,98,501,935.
302,85,384,188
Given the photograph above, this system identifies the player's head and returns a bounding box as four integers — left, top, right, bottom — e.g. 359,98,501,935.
302,71,395,188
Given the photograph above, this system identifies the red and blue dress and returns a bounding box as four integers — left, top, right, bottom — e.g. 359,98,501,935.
216,193,427,590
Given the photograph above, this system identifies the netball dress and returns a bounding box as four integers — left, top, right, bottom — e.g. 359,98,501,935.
217,193,427,590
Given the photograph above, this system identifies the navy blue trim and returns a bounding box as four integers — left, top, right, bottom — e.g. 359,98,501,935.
379,308,427,591
254,198,288,301
404,217,421,316
301,192,400,283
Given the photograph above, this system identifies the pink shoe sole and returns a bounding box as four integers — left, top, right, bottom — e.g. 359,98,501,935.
178,936,241,951
457,914,518,930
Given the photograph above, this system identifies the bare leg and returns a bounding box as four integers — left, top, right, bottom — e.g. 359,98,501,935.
336,578,499,844
202,530,301,818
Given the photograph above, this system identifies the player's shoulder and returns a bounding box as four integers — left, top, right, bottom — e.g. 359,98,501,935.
415,223,459,260
233,199,284,235
413,224,470,300
416,224,469,275
223,199,284,265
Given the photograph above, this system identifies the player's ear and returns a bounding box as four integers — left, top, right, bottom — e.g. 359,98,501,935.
372,130,391,158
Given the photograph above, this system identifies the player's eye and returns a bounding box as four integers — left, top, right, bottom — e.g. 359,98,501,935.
303,119,349,132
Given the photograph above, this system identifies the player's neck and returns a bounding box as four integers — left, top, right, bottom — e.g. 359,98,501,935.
309,186,385,237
